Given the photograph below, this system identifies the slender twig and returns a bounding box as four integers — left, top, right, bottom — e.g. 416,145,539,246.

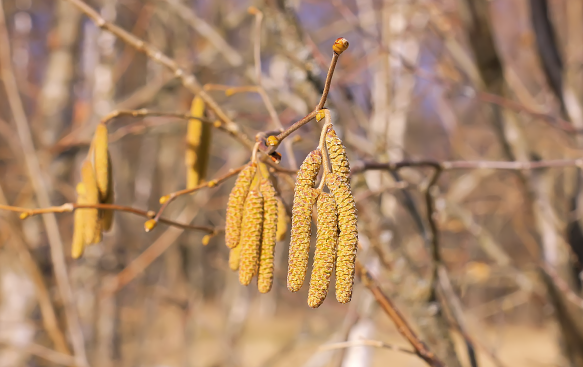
541,263,583,310
0,3,88,365
153,165,247,223
356,260,445,367
63,0,254,150
2,203,217,233
0,342,77,367
318,339,416,355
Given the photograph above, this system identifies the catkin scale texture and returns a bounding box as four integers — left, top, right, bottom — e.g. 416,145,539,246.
71,183,87,259
81,160,101,245
238,190,264,286
325,127,350,181
225,164,257,248
308,193,338,308
326,173,358,304
288,187,319,292
288,150,323,292
258,179,278,293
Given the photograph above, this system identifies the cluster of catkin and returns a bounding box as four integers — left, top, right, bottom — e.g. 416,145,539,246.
225,163,287,293
72,124,114,259
288,124,358,308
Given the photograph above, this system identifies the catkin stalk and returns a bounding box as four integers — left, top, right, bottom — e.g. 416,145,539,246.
287,150,323,292
238,190,264,286
325,126,350,181
326,173,358,304
258,179,278,293
225,164,257,248
186,95,212,188
71,183,87,259
81,160,101,245
308,192,338,308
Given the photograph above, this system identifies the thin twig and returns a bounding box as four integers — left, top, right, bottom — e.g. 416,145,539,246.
64,0,254,149
153,165,246,223
0,3,88,365
318,339,416,355
356,261,445,367
2,203,217,233
0,342,77,366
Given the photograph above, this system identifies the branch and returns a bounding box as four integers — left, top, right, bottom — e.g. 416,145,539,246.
318,339,416,355
63,0,254,149
2,203,218,233
356,261,445,367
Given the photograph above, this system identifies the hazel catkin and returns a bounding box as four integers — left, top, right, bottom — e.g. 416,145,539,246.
81,160,101,245
258,179,278,293
308,192,338,308
100,152,114,232
225,164,257,249
186,95,212,189
71,183,87,259
229,244,242,271
93,124,110,201
325,126,350,181
295,149,322,188
326,173,358,304
238,190,264,286
288,187,320,292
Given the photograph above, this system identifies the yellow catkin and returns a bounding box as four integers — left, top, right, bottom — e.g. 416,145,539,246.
275,197,288,242
258,179,278,293
238,190,264,286
325,126,350,181
225,164,257,248
229,244,242,271
71,183,87,259
287,150,323,292
93,124,110,201
81,160,100,245
326,173,358,304
186,95,212,189
295,149,322,188
101,152,114,232
308,193,339,308
288,187,320,292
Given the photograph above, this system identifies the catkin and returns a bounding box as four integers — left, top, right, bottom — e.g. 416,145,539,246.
287,150,323,292
326,173,358,304
238,190,264,286
71,183,87,259
288,187,320,292
101,152,114,232
81,160,101,245
93,124,110,201
258,179,278,293
186,95,212,189
325,126,350,181
308,192,338,308
295,150,322,188
275,197,288,242
225,164,257,248
229,244,242,271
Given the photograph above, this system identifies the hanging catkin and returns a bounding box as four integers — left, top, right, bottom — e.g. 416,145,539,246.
326,173,358,304
101,152,114,231
93,124,110,201
308,192,338,308
325,126,350,181
225,164,257,248
288,150,322,292
186,95,212,189
81,160,101,245
258,179,278,293
229,244,242,271
71,183,87,259
238,190,264,286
